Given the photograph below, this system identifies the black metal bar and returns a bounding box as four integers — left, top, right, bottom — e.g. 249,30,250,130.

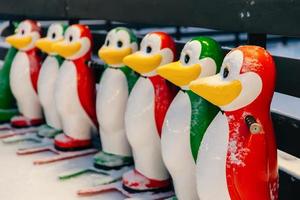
247,33,267,48
0,0,299,37
175,26,181,40
68,19,79,25
279,170,300,199
234,32,240,46
0,20,15,37
66,0,300,37
272,113,300,157
105,20,112,32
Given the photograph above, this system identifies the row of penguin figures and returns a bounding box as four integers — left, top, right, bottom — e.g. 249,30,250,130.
0,19,278,200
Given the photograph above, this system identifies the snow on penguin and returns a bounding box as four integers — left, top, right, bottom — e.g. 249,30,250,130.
35,23,67,138
190,45,278,200
156,37,223,200
122,32,178,192
52,24,98,151
6,20,43,127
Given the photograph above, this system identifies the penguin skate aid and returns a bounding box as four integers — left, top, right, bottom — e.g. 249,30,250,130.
2,23,68,146
189,45,278,200
16,24,99,165
77,31,178,199
156,36,223,200
59,27,139,185
0,20,280,200
0,20,45,140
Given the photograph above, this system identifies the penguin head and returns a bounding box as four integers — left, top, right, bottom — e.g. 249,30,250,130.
123,32,176,77
98,27,138,67
52,24,93,60
35,23,67,55
190,45,276,112
6,19,41,51
157,37,223,90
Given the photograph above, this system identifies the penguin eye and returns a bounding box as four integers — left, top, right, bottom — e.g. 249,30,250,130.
117,40,123,48
223,67,229,78
51,32,56,39
106,39,110,46
69,35,73,42
21,29,25,35
184,54,190,64
146,46,152,54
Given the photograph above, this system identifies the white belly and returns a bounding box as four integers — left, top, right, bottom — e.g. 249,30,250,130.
55,60,94,140
97,68,131,156
196,111,231,200
161,91,198,200
10,51,42,118
37,56,61,129
125,77,169,180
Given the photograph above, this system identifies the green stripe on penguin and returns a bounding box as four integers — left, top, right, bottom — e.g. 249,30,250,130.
188,36,223,161
0,47,18,121
187,90,219,161
119,66,139,93
157,36,223,199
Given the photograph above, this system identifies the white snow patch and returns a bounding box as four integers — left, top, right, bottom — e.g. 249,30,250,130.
0,141,125,200
226,114,250,167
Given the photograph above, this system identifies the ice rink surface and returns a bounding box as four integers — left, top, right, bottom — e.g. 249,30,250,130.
0,140,125,200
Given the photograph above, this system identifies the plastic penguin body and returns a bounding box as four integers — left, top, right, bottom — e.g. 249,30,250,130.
35,23,66,138
123,32,177,192
95,27,138,169
0,46,18,122
157,37,223,200
53,24,97,151
190,46,278,200
6,20,43,127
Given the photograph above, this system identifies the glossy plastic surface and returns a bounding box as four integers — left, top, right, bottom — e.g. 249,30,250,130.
190,46,278,200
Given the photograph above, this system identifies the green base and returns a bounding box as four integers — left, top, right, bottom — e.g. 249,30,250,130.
0,108,18,123
94,151,133,170
59,168,109,180
165,196,177,200
37,124,61,138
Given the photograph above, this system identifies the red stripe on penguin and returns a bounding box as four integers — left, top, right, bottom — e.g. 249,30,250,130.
149,32,178,136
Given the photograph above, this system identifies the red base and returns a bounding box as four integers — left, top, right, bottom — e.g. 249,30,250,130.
122,169,171,192
54,133,92,151
10,115,44,128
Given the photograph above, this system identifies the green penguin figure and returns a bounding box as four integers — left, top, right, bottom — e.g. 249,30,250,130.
0,45,19,122
95,27,139,169
157,37,223,200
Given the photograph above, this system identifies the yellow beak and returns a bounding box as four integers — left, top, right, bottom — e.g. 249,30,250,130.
157,61,201,87
6,35,32,49
52,41,81,58
123,52,162,74
35,38,63,54
98,47,132,65
189,74,242,106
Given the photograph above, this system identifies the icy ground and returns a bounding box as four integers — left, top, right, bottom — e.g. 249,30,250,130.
0,141,125,200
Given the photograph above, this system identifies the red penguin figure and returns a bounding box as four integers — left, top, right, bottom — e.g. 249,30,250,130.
6,20,44,127
122,32,178,192
190,45,278,200
52,24,98,151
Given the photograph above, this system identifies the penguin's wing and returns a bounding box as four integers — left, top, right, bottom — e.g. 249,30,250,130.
0,47,17,107
75,58,98,128
149,76,178,136
187,91,219,162
28,49,42,93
